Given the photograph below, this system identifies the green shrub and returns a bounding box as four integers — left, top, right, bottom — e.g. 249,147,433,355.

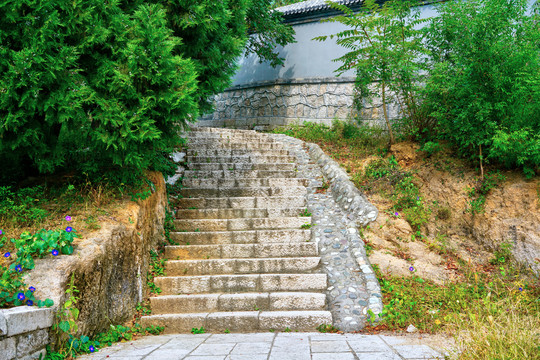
423,0,540,176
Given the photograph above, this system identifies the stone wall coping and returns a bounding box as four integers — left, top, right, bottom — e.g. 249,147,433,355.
226,76,356,92
0,306,54,337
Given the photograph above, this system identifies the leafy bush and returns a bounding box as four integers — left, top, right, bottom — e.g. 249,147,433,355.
423,0,540,176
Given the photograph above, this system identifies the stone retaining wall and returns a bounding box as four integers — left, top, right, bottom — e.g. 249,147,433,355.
0,307,53,360
198,78,400,130
25,171,167,338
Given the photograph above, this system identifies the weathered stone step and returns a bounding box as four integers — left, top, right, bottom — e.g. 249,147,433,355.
189,132,278,141
186,155,295,164
166,257,321,276
189,137,278,146
140,310,333,333
176,207,308,219
183,169,297,179
173,217,311,232
187,149,290,157
170,229,311,245
155,273,328,295
179,186,306,198
165,242,318,259
186,163,295,171
150,292,327,314
174,196,306,209
182,177,308,189
188,142,286,150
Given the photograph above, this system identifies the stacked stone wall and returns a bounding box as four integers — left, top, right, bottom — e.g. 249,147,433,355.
198,78,400,130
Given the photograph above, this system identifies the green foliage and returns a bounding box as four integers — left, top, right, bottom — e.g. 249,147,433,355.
490,241,513,266
191,326,206,334
300,223,312,229
0,186,48,225
423,0,540,176
1,228,76,307
314,0,428,144
316,323,340,333
0,1,199,184
146,249,166,295
466,171,506,215
418,141,441,158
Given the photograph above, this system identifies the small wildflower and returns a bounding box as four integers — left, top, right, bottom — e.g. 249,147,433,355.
394,212,399,216
519,287,523,292
4,252,10,258
26,300,33,306
65,226,72,232
0,230,3,235
17,292,25,301
65,215,72,221
409,266,414,272
15,265,22,272
89,346,95,353
29,286,36,292
52,249,59,256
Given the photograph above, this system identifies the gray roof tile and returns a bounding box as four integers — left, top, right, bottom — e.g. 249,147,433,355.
276,0,363,16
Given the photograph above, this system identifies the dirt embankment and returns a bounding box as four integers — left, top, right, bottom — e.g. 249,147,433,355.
363,142,540,282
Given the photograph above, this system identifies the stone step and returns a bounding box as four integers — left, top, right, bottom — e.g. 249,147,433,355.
189,131,273,140
179,186,306,198
170,229,311,245
186,163,295,171
186,149,290,157
173,217,311,232
165,242,318,259
188,142,286,150
150,292,327,314
166,257,321,276
189,137,278,146
183,169,298,179
154,273,328,295
186,155,295,164
140,310,333,333
182,178,308,189
174,196,306,209
176,207,308,219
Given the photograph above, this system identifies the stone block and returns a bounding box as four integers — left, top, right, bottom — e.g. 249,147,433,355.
0,307,53,337
0,337,16,360
17,348,46,360
16,329,48,357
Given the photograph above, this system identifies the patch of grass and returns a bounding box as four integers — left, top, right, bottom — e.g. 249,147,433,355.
191,327,205,334
299,209,312,217
300,223,313,230
316,324,340,333
370,262,539,357
466,171,506,215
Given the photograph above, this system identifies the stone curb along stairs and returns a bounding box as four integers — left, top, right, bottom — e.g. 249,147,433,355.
141,127,333,333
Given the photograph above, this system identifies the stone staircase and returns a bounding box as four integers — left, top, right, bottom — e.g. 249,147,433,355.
141,127,332,333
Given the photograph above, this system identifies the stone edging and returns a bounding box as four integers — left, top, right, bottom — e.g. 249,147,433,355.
304,142,383,319
0,307,54,360
306,143,378,227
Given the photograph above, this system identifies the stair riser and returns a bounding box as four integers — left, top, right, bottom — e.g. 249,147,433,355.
187,149,290,157
176,207,307,220
186,155,295,164
170,229,311,245
155,274,327,295
182,178,308,189
150,293,327,314
140,311,333,333
188,143,285,150
183,170,297,179
165,257,320,276
179,187,306,198
186,163,295,171
165,243,318,260
173,217,310,232
189,132,274,140
175,196,306,209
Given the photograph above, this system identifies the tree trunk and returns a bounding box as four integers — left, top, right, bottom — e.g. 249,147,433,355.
382,82,395,145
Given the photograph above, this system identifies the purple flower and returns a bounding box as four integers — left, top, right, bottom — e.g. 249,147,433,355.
65,226,72,232
51,249,59,256
65,215,72,222
29,286,36,292
15,265,22,272
394,212,399,216
26,300,33,306
409,266,414,272
4,252,10,258
89,346,95,353
17,292,25,301
519,287,523,292
0,229,3,235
